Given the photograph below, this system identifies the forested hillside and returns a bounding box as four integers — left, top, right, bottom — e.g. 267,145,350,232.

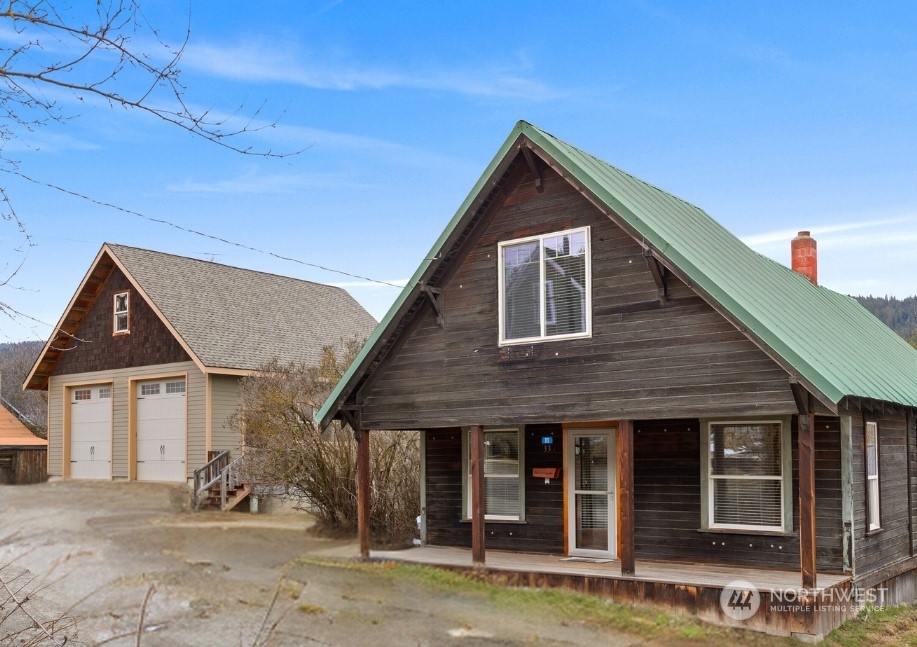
0,340,46,436
854,295,917,345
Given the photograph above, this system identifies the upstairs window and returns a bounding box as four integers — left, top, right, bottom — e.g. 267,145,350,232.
498,227,591,345
113,291,130,334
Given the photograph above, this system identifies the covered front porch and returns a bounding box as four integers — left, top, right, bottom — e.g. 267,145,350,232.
374,545,855,640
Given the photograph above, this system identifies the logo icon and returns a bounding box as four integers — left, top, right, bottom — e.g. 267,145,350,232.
720,579,760,621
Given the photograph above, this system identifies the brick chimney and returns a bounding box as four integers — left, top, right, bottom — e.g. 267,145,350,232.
791,231,817,285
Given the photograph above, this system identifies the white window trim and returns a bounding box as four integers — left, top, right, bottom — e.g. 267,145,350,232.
497,226,591,346
113,291,130,335
462,426,525,521
699,417,793,533
866,421,881,531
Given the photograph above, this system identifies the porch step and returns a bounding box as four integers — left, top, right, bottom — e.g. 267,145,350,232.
202,484,251,511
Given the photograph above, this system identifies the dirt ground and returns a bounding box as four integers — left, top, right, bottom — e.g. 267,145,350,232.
0,481,646,646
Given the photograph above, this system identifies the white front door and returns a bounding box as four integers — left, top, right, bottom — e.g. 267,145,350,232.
566,429,616,557
70,385,112,480
136,379,187,482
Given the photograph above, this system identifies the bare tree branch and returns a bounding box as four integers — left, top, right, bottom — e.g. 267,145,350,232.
0,571,67,647
0,1,297,157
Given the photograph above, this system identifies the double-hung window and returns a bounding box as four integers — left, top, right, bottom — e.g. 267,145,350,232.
498,226,591,344
866,421,881,530
113,291,130,334
464,427,524,521
702,420,791,532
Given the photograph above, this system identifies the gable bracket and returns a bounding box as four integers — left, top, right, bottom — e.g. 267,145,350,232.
422,285,445,327
521,145,544,193
790,380,814,416
643,250,669,304
340,406,363,440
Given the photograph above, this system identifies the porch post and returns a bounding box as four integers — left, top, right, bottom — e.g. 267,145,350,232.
799,412,817,588
470,424,485,565
357,428,371,561
617,420,635,576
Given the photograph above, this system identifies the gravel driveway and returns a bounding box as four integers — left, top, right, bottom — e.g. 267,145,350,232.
0,480,641,646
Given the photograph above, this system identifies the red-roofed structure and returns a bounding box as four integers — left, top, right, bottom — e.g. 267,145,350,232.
0,405,47,484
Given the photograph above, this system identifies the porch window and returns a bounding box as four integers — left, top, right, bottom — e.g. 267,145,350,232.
703,420,790,532
464,427,524,520
866,421,880,530
498,227,590,344
113,291,130,334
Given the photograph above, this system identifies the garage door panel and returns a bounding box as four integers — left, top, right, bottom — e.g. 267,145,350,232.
70,386,112,480
136,379,186,482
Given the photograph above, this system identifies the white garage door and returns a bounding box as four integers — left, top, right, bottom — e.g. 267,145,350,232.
70,385,112,480
136,379,187,482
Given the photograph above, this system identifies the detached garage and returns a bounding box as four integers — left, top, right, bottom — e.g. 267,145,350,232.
23,243,377,484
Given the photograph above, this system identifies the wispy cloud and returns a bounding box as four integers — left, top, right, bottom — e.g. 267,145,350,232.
741,216,912,247
165,169,375,194
183,40,565,101
3,130,102,154
743,214,917,298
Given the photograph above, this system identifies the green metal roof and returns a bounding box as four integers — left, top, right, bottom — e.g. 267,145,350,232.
317,121,917,427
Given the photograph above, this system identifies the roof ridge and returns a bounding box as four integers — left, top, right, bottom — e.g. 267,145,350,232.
105,242,349,292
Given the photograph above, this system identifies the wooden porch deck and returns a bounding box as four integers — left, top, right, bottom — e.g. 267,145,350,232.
375,545,849,592
373,546,855,639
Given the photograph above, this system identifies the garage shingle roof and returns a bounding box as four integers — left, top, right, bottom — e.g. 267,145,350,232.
107,244,377,370
25,243,377,390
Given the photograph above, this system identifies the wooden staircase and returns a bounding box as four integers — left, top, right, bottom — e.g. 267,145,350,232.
193,450,251,511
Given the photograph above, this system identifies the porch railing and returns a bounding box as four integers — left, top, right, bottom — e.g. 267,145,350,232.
193,449,230,501
192,450,249,510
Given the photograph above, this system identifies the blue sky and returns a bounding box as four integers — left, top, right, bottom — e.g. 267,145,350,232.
2,1,917,343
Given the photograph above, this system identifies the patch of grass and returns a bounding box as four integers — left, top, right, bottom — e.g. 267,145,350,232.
294,557,794,645
824,603,917,647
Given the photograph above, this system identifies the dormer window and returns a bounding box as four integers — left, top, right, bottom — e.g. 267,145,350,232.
498,226,591,345
113,291,130,334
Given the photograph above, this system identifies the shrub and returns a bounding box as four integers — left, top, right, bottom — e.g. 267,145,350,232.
231,342,420,546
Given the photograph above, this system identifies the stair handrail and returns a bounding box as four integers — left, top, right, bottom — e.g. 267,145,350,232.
193,449,230,501
220,455,247,510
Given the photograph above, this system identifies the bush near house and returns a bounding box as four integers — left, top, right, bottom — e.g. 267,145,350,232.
232,341,420,546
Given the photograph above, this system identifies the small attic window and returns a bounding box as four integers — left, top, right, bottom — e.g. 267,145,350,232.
113,291,130,335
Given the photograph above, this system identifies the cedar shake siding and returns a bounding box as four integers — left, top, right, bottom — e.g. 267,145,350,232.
53,266,189,376
357,166,797,430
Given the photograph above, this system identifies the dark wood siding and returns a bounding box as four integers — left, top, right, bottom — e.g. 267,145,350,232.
853,411,912,575
814,416,845,573
633,417,843,572
53,267,189,376
423,416,844,569
423,425,564,553
0,447,47,484
358,165,796,429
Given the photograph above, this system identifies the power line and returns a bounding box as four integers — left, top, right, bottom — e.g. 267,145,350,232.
3,168,404,288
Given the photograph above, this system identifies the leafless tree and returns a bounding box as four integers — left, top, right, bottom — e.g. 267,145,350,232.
233,341,421,546
0,1,294,324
